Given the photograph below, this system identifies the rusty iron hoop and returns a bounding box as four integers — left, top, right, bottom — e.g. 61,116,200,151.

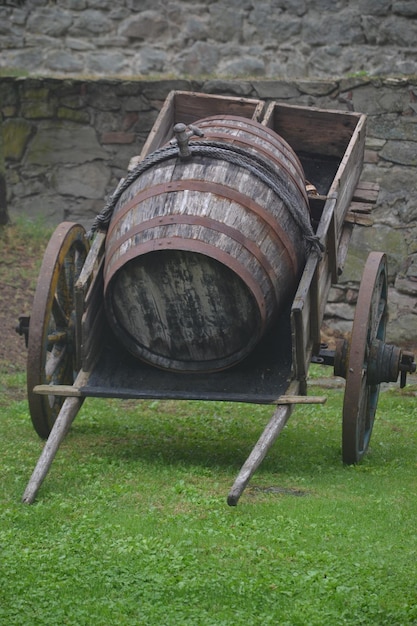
342,251,388,464
27,222,89,439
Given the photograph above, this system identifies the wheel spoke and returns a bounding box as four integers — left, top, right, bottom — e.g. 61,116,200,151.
52,294,68,329
374,297,387,340
47,330,67,345
57,258,74,319
357,378,369,456
45,345,67,381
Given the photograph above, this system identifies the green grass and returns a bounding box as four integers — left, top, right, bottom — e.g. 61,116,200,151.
1,373,417,625
1,219,416,624
0,216,53,285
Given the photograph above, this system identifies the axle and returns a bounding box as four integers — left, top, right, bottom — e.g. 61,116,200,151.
312,340,416,388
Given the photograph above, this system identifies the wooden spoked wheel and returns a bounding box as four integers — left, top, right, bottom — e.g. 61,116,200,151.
27,222,89,439
342,251,388,464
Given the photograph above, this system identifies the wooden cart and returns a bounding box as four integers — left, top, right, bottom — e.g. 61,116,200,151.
18,91,415,505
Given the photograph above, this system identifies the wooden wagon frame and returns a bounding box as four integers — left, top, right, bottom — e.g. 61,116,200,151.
19,91,415,505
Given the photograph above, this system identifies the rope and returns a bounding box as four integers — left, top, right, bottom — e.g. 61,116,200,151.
88,144,178,237
88,140,324,257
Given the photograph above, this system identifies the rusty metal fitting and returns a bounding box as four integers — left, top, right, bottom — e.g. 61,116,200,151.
16,314,30,348
334,338,349,379
399,350,416,388
366,340,415,388
367,339,402,386
171,123,204,159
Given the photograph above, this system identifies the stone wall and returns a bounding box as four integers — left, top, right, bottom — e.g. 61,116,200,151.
1,75,416,348
0,0,417,79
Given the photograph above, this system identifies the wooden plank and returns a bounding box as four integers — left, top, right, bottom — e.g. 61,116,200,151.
140,90,176,159
310,259,321,350
348,201,373,213
84,253,104,311
316,255,333,332
274,395,327,405
74,232,106,372
326,211,338,283
172,91,265,125
74,231,106,372
291,182,363,381
354,180,379,191
291,171,370,385
140,90,265,159
291,243,337,385
81,259,105,372
344,212,373,226
74,284,84,374
262,101,363,158
352,181,379,203
263,100,366,247
329,113,367,236
76,231,106,294
33,384,82,397
291,258,316,390
337,223,354,275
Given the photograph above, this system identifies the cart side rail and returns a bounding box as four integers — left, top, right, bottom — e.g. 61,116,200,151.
75,231,106,372
291,180,379,390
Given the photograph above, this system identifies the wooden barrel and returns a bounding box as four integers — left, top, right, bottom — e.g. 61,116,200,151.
103,115,311,373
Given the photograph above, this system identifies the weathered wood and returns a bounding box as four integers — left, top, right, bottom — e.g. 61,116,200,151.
81,259,105,371
263,100,367,387
74,232,106,372
22,370,89,504
263,102,364,158
291,255,319,390
140,91,265,159
348,201,373,214
274,395,327,405
330,114,367,234
337,223,354,275
352,180,379,203
271,100,367,385
327,211,338,283
344,212,373,226
105,115,310,373
76,230,106,292
33,384,82,397
264,100,367,237
228,381,300,506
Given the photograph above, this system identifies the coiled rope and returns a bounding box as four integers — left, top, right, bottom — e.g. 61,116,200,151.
88,140,324,257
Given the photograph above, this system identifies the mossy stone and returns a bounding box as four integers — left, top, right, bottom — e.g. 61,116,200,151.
57,107,90,123
2,118,33,161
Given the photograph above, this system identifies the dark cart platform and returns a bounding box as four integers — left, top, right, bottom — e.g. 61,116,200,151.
81,312,292,404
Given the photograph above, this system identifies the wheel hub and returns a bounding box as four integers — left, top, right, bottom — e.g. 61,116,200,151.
333,338,415,388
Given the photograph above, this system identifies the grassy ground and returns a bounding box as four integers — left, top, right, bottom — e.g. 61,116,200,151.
0,218,53,373
1,375,417,625
1,220,417,624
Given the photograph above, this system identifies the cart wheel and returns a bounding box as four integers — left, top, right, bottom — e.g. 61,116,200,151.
342,251,388,464
27,222,89,439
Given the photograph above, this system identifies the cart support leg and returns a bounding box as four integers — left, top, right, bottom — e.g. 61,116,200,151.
22,395,82,504
227,402,294,506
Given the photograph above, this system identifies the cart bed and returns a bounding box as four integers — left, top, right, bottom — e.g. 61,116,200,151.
80,310,292,403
